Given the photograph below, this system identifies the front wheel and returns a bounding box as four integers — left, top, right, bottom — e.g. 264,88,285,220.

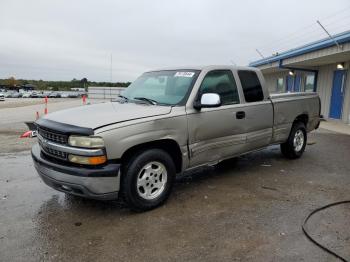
281,122,307,159
121,149,176,211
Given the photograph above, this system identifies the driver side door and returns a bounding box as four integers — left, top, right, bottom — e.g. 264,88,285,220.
187,70,248,167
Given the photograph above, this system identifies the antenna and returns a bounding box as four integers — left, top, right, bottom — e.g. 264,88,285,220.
316,20,342,49
110,53,113,82
255,49,265,59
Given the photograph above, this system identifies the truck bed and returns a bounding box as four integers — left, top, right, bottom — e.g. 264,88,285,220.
269,92,320,143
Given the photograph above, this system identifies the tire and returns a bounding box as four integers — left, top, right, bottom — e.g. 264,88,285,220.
121,149,176,211
280,122,307,159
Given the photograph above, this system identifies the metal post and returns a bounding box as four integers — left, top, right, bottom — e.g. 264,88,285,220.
316,20,342,50
256,49,265,59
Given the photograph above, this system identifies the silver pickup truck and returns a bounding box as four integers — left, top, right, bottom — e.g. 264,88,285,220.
32,66,321,211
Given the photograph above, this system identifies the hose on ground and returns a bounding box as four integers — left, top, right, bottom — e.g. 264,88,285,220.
302,200,350,262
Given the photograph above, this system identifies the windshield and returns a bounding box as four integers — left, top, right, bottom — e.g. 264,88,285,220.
121,70,200,105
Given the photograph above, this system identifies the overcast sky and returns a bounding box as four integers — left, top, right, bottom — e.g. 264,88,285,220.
1,0,349,82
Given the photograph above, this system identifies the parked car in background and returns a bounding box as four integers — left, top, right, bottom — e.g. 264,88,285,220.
68,92,79,98
60,92,70,98
32,65,321,211
30,91,39,98
0,93,4,101
4,92,14,98
10,92,22,98
22,92,32,98
43,91,52,98
37,92,45,98
49,92,61,98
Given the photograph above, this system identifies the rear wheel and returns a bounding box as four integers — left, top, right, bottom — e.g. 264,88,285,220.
281,122,307,159
121,149,176,211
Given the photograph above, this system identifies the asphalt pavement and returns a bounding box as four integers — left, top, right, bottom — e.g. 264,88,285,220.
1,129,350,261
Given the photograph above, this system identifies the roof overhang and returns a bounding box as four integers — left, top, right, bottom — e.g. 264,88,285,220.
250,30,350,72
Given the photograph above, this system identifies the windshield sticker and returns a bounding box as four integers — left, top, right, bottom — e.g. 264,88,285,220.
174,72,195,78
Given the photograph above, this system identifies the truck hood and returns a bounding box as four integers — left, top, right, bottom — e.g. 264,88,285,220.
42,102,172,130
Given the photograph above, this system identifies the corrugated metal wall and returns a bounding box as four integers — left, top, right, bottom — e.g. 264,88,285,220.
264,71,287,93
342,63,350,123
305,62,350,123
261,62,350,124
317,64,335,118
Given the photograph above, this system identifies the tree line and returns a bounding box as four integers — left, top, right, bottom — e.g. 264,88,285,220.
0,77,131,91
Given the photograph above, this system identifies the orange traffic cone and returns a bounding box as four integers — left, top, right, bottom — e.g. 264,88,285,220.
20,131,33,138
44,96,48,114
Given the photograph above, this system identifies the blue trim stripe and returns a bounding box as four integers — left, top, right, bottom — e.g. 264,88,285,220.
250,30,350,67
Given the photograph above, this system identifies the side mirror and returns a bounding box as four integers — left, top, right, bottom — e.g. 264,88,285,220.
194,93,221,109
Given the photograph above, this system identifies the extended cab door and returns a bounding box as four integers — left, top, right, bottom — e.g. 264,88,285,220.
186,69,273,168
236,70,273,152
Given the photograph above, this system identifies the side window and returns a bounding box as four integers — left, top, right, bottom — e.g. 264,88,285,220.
199,70,239,105
304,74,315,92
238,70,264,102
276,77,284,93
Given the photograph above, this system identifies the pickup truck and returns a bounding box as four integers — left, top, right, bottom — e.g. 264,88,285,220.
31,66,321,211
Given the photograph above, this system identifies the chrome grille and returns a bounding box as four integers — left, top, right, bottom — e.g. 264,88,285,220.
38,139,68,160
38,127,68,144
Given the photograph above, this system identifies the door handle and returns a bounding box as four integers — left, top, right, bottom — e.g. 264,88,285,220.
236,111,245,119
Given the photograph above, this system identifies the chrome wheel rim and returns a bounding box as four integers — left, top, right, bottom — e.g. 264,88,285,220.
136,161,168,200
293,130,304,152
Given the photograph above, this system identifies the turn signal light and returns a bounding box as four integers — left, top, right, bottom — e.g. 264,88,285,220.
68,154,107,165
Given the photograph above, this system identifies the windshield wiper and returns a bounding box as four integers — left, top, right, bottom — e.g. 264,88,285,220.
118,95,129,100
112,95,129,102
133,97,158,105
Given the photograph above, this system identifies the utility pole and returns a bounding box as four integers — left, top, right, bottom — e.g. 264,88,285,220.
110,53,113,82
110,53,113,100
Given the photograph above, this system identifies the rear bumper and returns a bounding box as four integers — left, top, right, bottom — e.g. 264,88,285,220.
31,144,120,200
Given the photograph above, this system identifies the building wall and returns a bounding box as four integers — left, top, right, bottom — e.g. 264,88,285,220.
264,71,287,93
282,42,350,66
342,63,350,123
309,62,350,123
317,64,335,119
260,62,350,124
263,70,310,94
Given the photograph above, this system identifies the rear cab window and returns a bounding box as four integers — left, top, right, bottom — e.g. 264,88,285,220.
238,70,264,102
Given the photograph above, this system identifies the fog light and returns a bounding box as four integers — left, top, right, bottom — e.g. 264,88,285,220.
68,154,107,165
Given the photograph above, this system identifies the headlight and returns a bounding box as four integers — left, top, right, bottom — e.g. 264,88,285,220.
68,136,104,148
68,154,107,165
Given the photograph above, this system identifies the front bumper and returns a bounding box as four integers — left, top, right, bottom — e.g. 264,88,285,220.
31,144,120,200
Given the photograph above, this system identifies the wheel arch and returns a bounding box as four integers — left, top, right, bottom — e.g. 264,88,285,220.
121,139,183,173
294,113,309,127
